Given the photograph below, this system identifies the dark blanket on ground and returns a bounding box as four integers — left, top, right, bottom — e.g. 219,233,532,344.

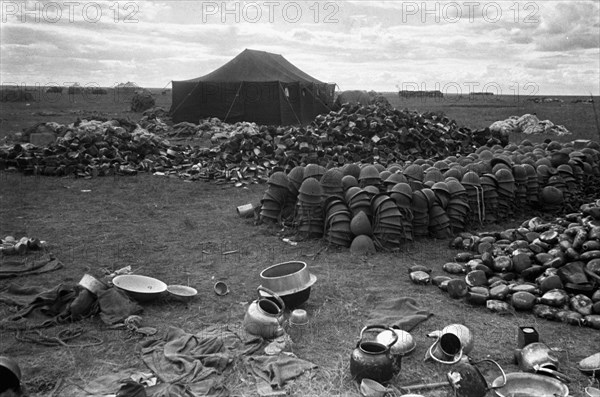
0,254,63,278
140,326,317,397
0,283,142,329
365,296,433,331
141,325,261,397
0,283,76,328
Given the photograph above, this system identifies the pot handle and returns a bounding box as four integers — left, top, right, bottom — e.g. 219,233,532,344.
256,286,286,312
472,359,506,390
534,364,572,384
358,325,399,350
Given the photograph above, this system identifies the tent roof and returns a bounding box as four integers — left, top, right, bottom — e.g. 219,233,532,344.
183,49,327,84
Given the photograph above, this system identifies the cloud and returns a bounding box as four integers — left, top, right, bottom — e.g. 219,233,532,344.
0,1,598,94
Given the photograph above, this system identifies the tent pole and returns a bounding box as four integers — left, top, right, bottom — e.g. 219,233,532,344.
224,82,243,123
279,82,302,125
305,83,333,113
170,80,203,119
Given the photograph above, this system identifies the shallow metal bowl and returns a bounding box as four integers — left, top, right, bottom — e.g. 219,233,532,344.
113,275,167,302
167,285,198,301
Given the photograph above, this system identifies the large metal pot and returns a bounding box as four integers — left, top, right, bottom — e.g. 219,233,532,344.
350,325,398,383
259,261,317,308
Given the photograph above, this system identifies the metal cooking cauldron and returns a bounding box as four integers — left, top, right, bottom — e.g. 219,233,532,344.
447,359,507,397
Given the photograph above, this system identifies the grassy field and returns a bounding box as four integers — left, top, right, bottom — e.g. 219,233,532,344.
1,89,599,396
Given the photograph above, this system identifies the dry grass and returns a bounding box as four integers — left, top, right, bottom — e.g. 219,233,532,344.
1,93,600,396
1,172,598,397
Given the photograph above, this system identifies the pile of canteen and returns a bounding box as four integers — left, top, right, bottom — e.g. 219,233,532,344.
0,101,506,182
413,200,600,329
257,139,600,255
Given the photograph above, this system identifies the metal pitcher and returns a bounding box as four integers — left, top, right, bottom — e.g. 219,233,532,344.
447,359,506,397
517,342,571,383
243,286,285,339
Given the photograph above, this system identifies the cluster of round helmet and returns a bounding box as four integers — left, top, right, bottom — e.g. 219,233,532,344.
256,139,600,253
296,177,325,235
260,171,289,222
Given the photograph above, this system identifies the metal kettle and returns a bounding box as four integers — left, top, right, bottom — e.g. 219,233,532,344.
350,325,398,384
243,286,286,339
517,342,571,383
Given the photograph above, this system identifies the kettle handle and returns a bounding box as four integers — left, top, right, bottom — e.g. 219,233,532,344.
257,286,286,312
534,364,572,384
358,325,399,350
471,359,507,390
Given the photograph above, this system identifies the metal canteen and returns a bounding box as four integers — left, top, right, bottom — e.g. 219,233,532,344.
447,359,507,397
350,325,398,384
243,286,286,339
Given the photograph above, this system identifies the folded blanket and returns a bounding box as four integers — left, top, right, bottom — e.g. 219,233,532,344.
245,354,317,388
365,296,433,331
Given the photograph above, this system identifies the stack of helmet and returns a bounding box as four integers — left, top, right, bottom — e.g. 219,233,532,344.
523,164,539,207
432,182,450,210
379,170,391,183
535,160,553,186
427,187,452,239
304,163,326,181
341,175,359,192
568,153,586,186
424,167,444,187
411,189,430,238
383,173,408,192
512,164,528,213
346,187,373,218
404,164,424,192
539,185,564,212
557,164,578,205
479,173,499,223
296,177,324,236
260,171,289,223
320,168,344,200
495,168,515,221
342,163,361,180
349,211,376,255
358,165,382,190
284,166,304,220
371,193,408,250
323,196,353,247
446,178,469,232
461,171,484,226
389,183,414,241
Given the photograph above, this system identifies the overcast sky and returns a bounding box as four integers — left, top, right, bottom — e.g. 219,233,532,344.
1,1,599,95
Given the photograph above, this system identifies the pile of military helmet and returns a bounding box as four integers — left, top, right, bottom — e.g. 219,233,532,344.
255,139,600,254
408,200,600,329
0,102,506,181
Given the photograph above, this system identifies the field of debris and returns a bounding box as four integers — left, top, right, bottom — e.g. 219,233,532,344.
1,90,600,397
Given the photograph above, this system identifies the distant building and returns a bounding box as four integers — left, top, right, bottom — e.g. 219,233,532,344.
399,90,443,98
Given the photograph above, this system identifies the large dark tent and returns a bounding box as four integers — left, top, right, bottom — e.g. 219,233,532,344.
170,49,335,125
